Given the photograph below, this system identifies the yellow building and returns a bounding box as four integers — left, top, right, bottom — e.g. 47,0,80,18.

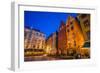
77,14,90,42
66,16,85,54
77,14,90,58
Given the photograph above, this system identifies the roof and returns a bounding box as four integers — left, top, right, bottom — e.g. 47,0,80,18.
46,31,58,41
59,21,66,28
24,25,46,35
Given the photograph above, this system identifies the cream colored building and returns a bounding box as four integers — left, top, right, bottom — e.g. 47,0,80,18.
24,26,46,50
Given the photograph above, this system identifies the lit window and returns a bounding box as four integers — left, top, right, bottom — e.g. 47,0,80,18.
72,33,75,38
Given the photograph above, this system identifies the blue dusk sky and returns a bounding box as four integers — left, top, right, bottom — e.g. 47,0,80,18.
24,11,77,38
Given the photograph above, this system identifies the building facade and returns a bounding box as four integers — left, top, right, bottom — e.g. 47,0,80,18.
46,32,58,55
24,14,90,59
66,16,85,51
24,26,46,50
58,21,68,55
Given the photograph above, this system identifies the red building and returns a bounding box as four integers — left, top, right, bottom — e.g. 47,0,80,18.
58,21,68,55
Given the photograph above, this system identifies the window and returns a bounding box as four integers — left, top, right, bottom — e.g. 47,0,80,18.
34,39,37,43
24,32,27,39
33,45,35,48
70,21,73,25
71,26,74,30
74,40,76,47
72,33,75,38
37,45,39,49
24,32,26,37
67,29,69,32
29,32,32,39
43,35,45,37
42,40,44,44
42,46,44,49
40,33,42,36
38,40,41,43
84,20,90,28
41,34,45,37
86,31,90,40
36,32,38,36
70,21,74,30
